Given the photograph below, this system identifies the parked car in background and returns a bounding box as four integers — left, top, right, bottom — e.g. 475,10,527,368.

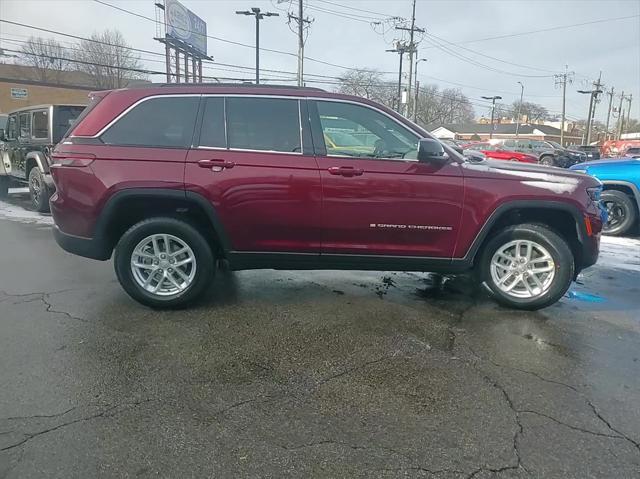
601,139,640,158
0,114,10,198
461,142,538,163
572,144,601,161
440,139,486,161
623,147,640,158
496,139,587,168
570,157,640,236
2,104,86,211
51,84,603,311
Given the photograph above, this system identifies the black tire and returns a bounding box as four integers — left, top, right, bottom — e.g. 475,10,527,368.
114,217,215,309
28,167,51,213
539,155,555,167
479,223,574,310
0,176,9,199
601,190,637,236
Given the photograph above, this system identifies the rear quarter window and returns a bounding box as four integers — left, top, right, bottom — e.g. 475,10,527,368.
101,96,199,148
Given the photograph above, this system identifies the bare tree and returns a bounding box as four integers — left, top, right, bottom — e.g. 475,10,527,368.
18,36,71,83
511,100,550,123
414,85,475,126
73,30,146,89
337,68,396,107
337,68,474,126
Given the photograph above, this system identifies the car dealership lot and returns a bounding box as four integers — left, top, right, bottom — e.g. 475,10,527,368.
1,192,639,478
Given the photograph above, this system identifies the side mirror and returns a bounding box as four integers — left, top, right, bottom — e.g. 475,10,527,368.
418,138,447,162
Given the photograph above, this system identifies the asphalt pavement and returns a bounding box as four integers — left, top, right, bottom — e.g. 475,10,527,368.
1,191,639,478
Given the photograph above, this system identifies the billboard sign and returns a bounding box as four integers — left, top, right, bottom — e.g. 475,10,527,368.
165,0,207,56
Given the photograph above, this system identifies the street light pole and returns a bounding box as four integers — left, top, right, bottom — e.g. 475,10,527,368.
413,58,427,122
236,7,279,85
515,81,524,139
481,95,502,139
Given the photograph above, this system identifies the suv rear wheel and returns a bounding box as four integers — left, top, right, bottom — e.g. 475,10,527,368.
601,190,637,236
114,217,215,308
479,223,574,310
28,167,51,213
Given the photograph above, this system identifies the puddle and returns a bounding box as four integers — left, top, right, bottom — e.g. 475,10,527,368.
566,290,605,303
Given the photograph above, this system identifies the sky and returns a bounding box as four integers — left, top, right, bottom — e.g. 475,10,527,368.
1,0,639,123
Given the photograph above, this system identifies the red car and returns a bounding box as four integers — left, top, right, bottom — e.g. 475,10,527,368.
462,142,538,163
50,84,603,310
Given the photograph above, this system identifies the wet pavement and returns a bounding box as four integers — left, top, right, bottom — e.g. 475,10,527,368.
1,191,640,478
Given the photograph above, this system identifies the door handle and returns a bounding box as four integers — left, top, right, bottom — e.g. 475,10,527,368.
197,158,235,169
327,166,364,177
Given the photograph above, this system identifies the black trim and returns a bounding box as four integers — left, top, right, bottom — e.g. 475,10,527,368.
86,188,232,259
53,226,110,261
307,100,327,157
227,251,471,272
300,99,314,156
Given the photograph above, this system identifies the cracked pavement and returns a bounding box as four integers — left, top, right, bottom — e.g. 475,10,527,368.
1,199,640,478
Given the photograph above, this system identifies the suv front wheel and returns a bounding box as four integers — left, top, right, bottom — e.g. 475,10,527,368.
114,217,215,308
479,223,574,310
28,167,51,213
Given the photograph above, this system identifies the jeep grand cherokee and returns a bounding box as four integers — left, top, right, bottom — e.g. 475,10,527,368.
50,84,604,310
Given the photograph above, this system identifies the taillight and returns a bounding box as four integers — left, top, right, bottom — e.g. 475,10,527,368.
51,157,95,167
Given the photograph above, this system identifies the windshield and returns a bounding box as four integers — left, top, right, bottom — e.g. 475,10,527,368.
546,141,563,149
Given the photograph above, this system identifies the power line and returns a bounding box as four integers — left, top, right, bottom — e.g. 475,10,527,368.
424,31,559,75
423,14,640,48
313,0,395,19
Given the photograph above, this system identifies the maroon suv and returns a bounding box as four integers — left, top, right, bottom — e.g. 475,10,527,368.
50,84,603,310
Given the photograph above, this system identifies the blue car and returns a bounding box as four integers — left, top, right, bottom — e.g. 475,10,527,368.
570,157,640,236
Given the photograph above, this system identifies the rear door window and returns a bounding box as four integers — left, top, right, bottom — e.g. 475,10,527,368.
18,113,31,138
6,116,17,140
32,110,49,139
101,96,199,148
226,97,301,153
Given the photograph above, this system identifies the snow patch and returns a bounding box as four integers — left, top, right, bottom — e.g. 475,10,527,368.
0,196,54,225
598,236,640,272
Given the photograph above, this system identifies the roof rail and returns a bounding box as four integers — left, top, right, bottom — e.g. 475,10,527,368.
127,82,325,92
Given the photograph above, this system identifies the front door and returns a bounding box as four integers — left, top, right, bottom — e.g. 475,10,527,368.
310,100,464,258
185,96,322,254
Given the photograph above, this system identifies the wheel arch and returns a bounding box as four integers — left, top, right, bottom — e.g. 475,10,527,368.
601,181,640,207
94,188,232,259
464,201,587,270
25,151,47,176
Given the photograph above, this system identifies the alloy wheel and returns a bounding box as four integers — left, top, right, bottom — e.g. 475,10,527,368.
130,233,197,297
603,200,625,232
30,174,41,206
490,240,556,299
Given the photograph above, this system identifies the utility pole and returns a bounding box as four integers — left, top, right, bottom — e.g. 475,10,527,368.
236,7,279,84
395,1,424,118
590,73,604,143
616,91,625,140
286,1,312,86
605,87,615,140
413,58,427,122
554,66,574,146
578,76,603,145
625,94,633,135
481,96,502,139
386,42,410,113
515,81,524,139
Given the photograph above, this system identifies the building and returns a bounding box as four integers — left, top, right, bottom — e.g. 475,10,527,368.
431,123,583,144
0,64,149,113
0,64,98,113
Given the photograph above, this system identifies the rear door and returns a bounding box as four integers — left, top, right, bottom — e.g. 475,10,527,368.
310,99,464,258
185,95,322,253
12,111,32,178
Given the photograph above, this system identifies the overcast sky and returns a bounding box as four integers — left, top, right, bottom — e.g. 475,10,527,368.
1,0,639,122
